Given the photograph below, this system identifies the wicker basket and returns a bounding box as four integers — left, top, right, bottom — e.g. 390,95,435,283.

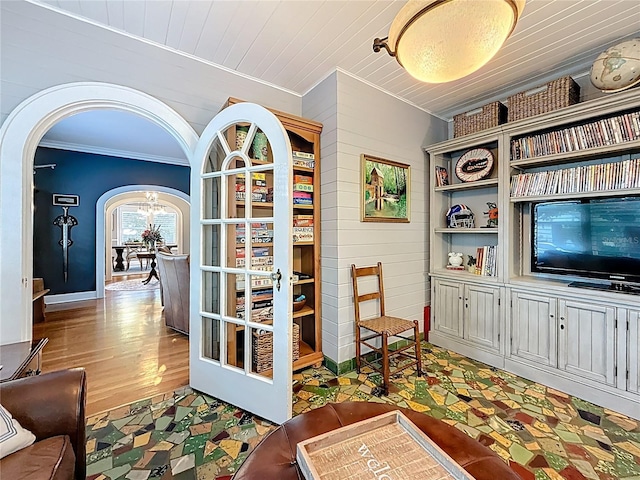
253,323,300,373
453,101,508,137
507,76,580,122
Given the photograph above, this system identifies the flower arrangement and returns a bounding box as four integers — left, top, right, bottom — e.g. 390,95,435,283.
141,224,163,247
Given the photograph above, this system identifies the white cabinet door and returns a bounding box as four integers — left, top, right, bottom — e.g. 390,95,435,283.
510,291,557,367
464,284,500,350
558,299,616,386
628,309,640,394
433,279,463,338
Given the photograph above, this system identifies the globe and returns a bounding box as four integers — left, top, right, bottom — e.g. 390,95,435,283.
590,38,640,93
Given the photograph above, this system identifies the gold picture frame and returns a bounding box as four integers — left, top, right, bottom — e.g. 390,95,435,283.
361,154,410,223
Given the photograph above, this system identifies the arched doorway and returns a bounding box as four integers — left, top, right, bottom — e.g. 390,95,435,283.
0,82,199,344
97,186,190,296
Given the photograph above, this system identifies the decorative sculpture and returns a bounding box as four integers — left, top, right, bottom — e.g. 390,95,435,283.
447,252,464,268
484,202,498,228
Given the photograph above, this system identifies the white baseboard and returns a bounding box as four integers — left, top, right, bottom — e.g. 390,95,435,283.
45,291,97,304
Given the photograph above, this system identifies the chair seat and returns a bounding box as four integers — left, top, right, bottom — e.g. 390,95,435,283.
359,315,416,337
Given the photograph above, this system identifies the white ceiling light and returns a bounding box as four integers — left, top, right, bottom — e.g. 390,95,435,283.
374,0,526,83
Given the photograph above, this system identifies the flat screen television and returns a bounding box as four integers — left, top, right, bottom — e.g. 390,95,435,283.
531,196,640,285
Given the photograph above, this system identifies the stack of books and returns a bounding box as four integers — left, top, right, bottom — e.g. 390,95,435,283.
235,247,273,267
236,172,268,202
474,246,497,276
293,214,314,243
236,223,273,245
293,214,314,227
293,174,313,206
293,174,313,192
292,151,315,169
236,288,273,322
293,192,313,205
235,267,272,290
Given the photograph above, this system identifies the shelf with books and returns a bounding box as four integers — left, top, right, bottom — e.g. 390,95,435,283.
509,157,640,200
509,109,640,164
427,135,502,284
510,140,640,168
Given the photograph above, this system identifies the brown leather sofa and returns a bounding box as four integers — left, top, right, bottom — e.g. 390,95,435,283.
233,402,522,480
0,368,87,480
156,251,190,334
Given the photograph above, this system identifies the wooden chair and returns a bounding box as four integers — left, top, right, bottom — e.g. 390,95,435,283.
350,262,422,395
124,242,145,270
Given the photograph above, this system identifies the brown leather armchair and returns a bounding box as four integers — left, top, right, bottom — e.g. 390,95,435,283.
156,252,190,334
0,368,87,480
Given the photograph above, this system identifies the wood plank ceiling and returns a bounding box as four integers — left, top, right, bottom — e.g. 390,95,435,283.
33,0,640,119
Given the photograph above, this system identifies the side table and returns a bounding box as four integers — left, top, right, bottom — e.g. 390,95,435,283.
137,252,158,285
0,337,48,382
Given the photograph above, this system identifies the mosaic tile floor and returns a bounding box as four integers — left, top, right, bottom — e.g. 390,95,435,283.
86,342,640,480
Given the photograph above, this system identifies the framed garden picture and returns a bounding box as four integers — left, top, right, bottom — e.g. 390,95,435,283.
361,154,410,223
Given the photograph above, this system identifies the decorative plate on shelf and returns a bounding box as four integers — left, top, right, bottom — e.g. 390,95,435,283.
455,148,494,182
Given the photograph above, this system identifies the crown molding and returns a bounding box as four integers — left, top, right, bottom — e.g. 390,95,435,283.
38,139,189,166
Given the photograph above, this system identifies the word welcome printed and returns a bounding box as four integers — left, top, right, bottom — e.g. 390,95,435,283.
358,442,392,479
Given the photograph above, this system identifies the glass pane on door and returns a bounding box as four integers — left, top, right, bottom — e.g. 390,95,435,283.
200,122,277,375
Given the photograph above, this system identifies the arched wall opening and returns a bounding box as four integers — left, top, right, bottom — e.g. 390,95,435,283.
0,82,199,344
97,186,190,297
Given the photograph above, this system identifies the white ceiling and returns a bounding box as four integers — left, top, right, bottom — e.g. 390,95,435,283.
34,0,640,161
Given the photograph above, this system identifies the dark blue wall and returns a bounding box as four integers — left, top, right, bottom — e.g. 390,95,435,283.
33,147,190,295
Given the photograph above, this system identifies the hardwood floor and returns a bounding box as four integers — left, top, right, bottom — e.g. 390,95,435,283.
33,275,189,416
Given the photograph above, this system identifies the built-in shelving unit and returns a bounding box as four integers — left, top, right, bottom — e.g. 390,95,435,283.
224,98,323,374
424,87,640,420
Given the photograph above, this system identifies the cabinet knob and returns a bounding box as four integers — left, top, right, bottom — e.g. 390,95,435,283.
560,324,565,330
550,314,554,318
560,316,565,321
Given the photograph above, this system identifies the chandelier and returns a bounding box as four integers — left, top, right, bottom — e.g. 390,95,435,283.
137,191,166,215
373,0,526,83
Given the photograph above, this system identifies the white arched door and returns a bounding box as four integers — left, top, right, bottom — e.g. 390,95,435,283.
190,102,294,424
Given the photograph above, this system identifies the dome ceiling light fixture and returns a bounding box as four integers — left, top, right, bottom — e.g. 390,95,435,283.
373,0,526,84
